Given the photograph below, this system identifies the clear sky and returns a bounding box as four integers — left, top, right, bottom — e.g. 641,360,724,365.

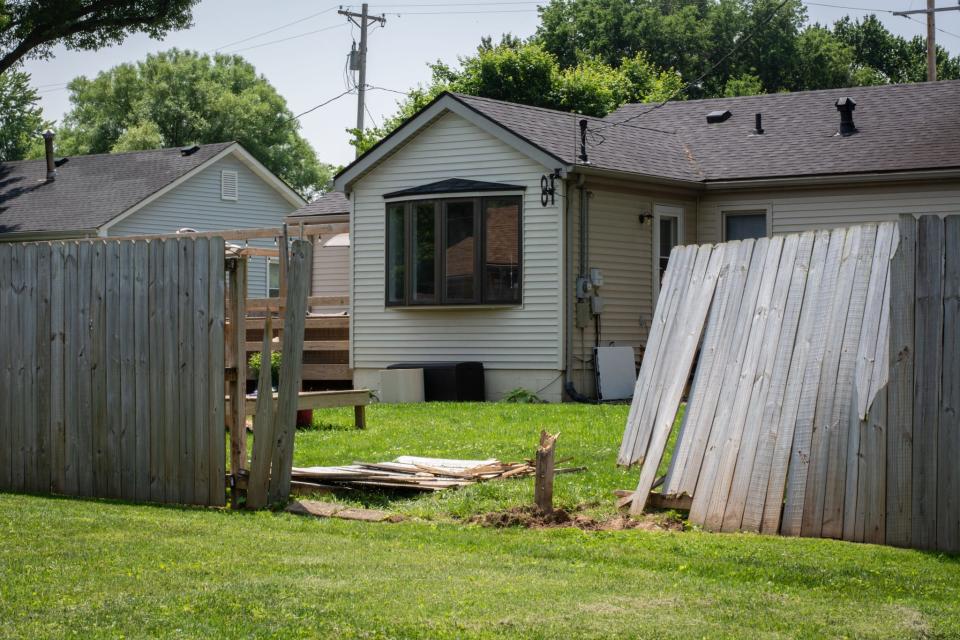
22,0,960,168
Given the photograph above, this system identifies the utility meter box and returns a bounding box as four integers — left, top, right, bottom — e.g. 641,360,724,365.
589,267,604,287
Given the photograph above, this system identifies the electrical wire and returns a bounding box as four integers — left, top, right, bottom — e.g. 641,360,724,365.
591,0,794,137
218,23,348,55
209,5,339,52
903,14,960,41
278,89,357,127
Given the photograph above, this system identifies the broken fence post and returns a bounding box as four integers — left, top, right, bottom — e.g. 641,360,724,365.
535,430,559,514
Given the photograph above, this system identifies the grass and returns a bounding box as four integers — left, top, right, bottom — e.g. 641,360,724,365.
1,402,958,639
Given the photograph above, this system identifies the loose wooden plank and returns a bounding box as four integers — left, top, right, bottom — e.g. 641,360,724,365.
886,216,915,547
63,243,81,496
35,243,52,494
938,215,960,553
133,241,151,502
162,239,180,504
725,234,801,532
49,243,66,494
662,242,737,495
178,238,196,505
743,231,816,532
267,239,313,504
632,244,724,515
677,240,755,498
801,226,861,538
619,245,695,465
780,229,844,536
820,224,876,539
208,237,227,507
912,215,944,550
192,238,211,505
703,236,782,532
863,263,891,545
0,245,10,491
148,240,166,502
105,240,122,499
690,238,768,526
119,241,137,501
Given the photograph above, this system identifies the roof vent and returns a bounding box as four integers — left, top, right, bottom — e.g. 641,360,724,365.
707,110,732,124
835,97,857,137
753,113,764,135
180,144,201,156
54,157,69,167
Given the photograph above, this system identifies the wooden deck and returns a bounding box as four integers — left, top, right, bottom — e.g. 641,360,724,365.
243,313,351,385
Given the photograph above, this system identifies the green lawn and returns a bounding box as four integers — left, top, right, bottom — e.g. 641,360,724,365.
1,402,958,639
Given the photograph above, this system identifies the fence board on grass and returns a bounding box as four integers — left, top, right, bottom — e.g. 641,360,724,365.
0,237,225,507
621,216,959,553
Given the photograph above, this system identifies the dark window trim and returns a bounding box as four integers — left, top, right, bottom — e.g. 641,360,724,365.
385,195,523,307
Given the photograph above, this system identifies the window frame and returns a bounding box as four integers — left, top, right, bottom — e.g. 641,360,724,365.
267,259,280,298
384,194,523,307
721,206,770,241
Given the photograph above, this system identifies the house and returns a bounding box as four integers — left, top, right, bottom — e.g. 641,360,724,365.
0,139,305,296
333,80,960,402
286,191,350,314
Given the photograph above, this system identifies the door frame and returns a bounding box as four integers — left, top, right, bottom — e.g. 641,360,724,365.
652,203,684,302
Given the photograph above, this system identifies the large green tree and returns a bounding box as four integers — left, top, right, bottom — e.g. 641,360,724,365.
0,0,197,75
0,68,45,161
57,49,334,197
351,38,682,154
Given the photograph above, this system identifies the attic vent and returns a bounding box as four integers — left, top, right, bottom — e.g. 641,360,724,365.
221,170,239,201
707,110,732,124
180,144,200,156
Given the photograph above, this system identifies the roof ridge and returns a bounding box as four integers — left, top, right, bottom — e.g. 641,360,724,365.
451,92,605,122
0,140,236,166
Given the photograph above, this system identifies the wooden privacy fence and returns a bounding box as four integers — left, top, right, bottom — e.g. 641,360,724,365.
619,216,959,553
0,237,226,506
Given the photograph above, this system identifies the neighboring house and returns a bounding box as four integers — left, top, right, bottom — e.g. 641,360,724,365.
286,191,350,314
0,140,305,296
334,80,960,402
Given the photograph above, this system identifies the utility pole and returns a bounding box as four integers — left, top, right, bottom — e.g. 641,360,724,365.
338,3,386,156
894,1,960,82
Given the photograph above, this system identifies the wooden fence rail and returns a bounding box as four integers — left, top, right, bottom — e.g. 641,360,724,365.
0,237,226,506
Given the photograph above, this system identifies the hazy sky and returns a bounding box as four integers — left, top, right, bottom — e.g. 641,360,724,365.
22,0,960,167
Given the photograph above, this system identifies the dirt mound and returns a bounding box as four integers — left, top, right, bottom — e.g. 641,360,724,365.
468,506,685,532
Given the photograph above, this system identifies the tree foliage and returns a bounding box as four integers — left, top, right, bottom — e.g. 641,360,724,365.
0,68,46,161
0,0,197,75
57,49,335,197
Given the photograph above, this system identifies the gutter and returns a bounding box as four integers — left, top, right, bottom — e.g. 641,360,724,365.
0,228,99,242
702,167,960,190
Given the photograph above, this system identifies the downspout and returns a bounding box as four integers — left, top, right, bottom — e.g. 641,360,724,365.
564,172,595,403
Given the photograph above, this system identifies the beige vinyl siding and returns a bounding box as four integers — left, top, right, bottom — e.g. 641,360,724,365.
567,181,697,395
106,156,297,296
699,179,960,241
349,111,565,389
311,235,349,313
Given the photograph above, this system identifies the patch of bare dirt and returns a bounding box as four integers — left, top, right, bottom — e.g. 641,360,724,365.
467,505,685,531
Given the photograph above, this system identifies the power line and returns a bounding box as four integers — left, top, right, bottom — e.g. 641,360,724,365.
279,89,357,127
592,0,793,136
390,8,538,14
218,23,348,55
209,6,339,52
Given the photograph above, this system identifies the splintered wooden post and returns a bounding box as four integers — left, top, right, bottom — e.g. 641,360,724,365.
226,256,248,508
245,315,275,509
535,431,559,514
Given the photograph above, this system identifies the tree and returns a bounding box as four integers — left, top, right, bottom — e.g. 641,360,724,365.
0,0,197,75
57,49,335,197
350,41,683,154
0,68,46,161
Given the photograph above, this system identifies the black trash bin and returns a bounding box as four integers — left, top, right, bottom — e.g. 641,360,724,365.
386,362,485,401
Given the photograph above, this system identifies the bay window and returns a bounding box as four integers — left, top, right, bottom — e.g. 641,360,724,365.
385,195,522,306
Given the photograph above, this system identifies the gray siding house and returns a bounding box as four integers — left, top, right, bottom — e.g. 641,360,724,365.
0,141,305,296
333,80,960,402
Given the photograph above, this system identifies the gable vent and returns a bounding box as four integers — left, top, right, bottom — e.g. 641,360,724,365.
221,169,239,201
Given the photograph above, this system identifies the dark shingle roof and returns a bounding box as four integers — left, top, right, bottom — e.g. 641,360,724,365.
0,142,235,234
604,80,960,182
289,191,350,217
437,81,960,184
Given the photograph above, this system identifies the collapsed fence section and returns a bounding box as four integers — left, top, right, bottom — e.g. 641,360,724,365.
619,216,959,553
0,237,226,506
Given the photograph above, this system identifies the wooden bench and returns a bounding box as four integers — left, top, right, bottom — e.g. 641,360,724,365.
242,389,372,429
